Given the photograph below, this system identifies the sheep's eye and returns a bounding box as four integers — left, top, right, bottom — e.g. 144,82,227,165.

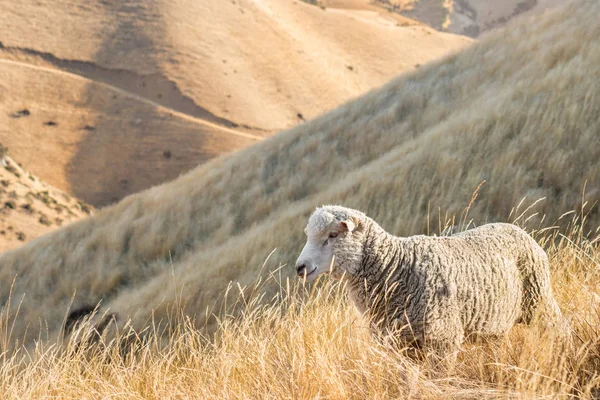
329,232,338,239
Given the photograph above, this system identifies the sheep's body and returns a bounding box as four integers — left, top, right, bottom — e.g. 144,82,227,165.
350,220,562,349
296,206,566,355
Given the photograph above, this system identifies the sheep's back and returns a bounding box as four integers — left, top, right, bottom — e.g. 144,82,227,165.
406,223,541,335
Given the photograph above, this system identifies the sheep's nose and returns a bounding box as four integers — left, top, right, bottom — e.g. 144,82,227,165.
296,263,307,276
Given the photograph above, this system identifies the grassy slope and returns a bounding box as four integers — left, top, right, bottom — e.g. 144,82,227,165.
1,229,600,398
0,0,468,206
0,0,599,353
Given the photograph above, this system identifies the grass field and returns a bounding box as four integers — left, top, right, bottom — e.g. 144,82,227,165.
1,211,599,398
0,0,599,397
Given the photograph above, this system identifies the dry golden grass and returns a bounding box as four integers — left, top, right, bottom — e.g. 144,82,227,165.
0,215,599,399
0,1,597,397
0,0,598,379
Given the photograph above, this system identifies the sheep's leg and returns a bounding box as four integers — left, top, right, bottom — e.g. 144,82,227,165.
422,339,460,376
536,297,572,343
519,252,572,346
520,253,569,331
375,319,426,361
422,316,463,373
537,297,563,325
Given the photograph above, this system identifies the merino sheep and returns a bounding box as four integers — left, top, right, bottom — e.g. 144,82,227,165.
295,205,566,357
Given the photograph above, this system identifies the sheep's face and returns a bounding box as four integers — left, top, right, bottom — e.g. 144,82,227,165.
295,206,365,282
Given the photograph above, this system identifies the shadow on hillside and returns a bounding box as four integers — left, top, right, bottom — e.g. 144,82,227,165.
66,1,234,207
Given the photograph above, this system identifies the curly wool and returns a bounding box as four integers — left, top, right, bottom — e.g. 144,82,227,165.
311,206,565,351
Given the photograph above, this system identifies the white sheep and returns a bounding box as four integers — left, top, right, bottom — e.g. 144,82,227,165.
295,205,567,358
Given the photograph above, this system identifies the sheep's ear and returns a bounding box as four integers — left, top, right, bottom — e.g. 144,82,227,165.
340,217,359,233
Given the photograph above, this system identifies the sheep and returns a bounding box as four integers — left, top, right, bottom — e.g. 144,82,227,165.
295,205,567,359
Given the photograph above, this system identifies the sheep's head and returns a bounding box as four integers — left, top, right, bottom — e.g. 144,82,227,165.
295,205,366,282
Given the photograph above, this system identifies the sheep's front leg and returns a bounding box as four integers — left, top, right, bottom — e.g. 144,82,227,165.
422,314,464,373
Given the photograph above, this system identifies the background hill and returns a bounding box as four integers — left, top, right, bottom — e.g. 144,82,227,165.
0,60,260,207
0,0,468,207
364,0,568,37
0,0,597,349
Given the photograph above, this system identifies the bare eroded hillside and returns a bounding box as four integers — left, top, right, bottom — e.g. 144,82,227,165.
0,60,259,207
0,150,90,252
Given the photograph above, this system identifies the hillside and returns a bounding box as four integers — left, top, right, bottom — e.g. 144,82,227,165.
0,0,598,354
0,151,89,252
362,0,568,37
0,0,469,206
0,60,259,206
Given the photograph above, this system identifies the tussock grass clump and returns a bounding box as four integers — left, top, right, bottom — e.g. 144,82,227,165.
0,216,599,399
